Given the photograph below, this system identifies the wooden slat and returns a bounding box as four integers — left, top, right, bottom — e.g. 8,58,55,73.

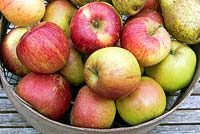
0,99,15,112
161,110,200,124
151,125,200,134
0,128,41,134
178,96,200,109
0,113,30,127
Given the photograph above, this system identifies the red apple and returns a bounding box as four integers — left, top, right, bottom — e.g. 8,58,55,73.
16,72,72,121
116,76,166,125
42,0,77,38
143,0,159,10
84,47,141,100
16,22,70,74
134,9,163,25
0,0,45,27
70,2,122,54
0,28,30,76
121,17,171,67
70,85,116,129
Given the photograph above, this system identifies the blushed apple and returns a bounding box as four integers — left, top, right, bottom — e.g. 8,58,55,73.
145,40,197,92
0,0,45,27
70,85,116,129
143,0,159,10
70,2,122,54
16,72,72,121
116,76,166,125
84,47,141,100
0,28,30,76
134,9,163,25
121,17,171,67
60,40,85,86
16,22,70,74
42,0,77,38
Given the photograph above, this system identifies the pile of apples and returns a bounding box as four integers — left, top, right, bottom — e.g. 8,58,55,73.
0,0,197,129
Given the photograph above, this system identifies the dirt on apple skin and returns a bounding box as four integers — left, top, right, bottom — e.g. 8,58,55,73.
70,85,116,129
16,72,72,121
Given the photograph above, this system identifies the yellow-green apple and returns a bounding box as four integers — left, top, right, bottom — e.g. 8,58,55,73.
84,47,141,100
121,17,171,67
143,0,159,10
116,76,166,125
134,9,163,25
70,2,122,54
70,85,116,129
42,0,77,38
0,0,45,27
0,28,30,76
111,0,147,16
60,40,85,86
16,72,72,121
145,40,197,92
16,22,70,74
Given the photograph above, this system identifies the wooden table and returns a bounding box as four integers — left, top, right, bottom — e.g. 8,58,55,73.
0,86,200,134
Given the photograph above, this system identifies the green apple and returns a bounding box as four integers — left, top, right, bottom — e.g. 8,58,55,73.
116,76,166,125
43,0,77,38
145,40,197,92
84,47,141,100
70,85,116,129
60,40,85,86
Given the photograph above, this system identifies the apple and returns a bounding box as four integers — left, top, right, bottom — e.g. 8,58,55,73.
70,2,122,54
16,72,72,121
60,40,85,86
42,0,77,38
145,40,197,92
121,17,171,67
143,0,159,10
111,0,147,16
70,85,116,129
116,76,166,125
84,47,141,100
16,22,70,74
0,0,45,27
0,28,30,76
134,9,164,25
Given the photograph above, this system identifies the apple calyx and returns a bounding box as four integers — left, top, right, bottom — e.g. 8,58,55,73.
169,49,176,55
92,19,100,28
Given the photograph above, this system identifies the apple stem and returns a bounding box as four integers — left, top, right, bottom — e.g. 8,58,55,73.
149,25,162,36
92,20,99,28
86,65,98,75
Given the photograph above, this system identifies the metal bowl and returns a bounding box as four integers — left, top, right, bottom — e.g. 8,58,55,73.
1,10,200,134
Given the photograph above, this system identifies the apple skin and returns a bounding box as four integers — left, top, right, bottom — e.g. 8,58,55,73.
42,0,77,38
145,40,197,92
70,2,122,54
84,47,141,100
143,0,159,10
70,85,116,129
134,9,164,25
121,17,171,67
16,72,72,121
60,40,85,86
70,0,100,7
116,76,166,125
0,0,45,27
16,22,70,74
0,28,30,76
